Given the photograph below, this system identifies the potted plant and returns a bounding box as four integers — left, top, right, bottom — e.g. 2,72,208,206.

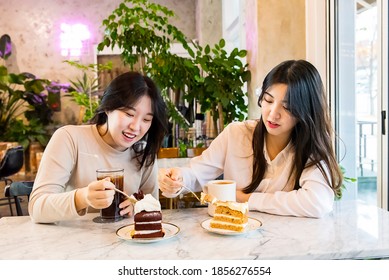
98,0,195,132
0,69,65,147
191,39,250,134
98,0,250,142
0,34,69,171
64,60,112,123
178,141,206,158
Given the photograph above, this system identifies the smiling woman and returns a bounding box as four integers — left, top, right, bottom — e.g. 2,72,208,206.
28,71,168,224
99,96,154,152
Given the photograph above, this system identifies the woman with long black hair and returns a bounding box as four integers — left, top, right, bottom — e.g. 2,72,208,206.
159,60,342,218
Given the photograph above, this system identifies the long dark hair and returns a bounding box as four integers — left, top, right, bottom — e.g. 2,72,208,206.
90,71,168,170
243,60,343,196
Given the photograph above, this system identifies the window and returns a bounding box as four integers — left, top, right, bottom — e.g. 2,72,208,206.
329,0,388,208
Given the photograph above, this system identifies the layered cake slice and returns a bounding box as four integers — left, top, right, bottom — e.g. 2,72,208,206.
210,201,249,232
132,191,165,238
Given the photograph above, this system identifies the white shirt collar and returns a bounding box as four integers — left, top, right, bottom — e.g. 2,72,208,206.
263,137,294,164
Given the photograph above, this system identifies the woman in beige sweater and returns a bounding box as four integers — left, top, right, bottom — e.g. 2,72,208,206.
29,72,167,223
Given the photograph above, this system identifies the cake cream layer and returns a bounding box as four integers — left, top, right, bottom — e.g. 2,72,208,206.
213,213,248,224
134,229,162,235
135,220,161,224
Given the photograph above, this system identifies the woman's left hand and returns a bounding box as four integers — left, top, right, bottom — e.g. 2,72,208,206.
119,199,134,217
236,190,251,203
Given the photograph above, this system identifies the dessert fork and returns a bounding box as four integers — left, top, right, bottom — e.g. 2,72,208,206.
162,185,201,202
113,188,138,204
180,185,201,202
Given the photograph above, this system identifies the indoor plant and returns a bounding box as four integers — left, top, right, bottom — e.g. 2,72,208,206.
1,34,70,172
190,39,250,134
98,0,251,137
0,34,69,148
0,67,66,148
64,60,112,123
98,0,195,131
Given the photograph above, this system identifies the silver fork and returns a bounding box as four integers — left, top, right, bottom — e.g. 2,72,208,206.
180,185,201,202
161,184,201,201
113,188,138,204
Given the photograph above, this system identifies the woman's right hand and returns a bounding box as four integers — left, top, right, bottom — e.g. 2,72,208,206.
75,177,115,211
158,168,184,196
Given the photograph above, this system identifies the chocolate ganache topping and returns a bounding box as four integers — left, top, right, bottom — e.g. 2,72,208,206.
133,190,144,201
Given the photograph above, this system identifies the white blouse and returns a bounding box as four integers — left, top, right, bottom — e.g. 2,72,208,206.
180,120,335,218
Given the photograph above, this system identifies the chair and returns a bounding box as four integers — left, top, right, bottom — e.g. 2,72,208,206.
157,147,179,158
0,145,25,215
4,181,33,216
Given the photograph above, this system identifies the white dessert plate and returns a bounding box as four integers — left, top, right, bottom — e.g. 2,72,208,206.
116,222,180,243
200,217,262,236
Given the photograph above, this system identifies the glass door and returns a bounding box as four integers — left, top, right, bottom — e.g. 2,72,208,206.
329,0,388,208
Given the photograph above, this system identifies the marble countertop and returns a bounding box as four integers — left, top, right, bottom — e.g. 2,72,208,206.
1,200,389,260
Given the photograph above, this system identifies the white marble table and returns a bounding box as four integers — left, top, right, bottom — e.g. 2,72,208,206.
1,200,389,260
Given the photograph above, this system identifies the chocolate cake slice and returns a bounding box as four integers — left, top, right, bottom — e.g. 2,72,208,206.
132,192,165,238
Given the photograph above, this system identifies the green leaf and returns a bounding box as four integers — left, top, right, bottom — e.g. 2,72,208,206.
238,50,247,57
219,38,225,48
205,45,210,54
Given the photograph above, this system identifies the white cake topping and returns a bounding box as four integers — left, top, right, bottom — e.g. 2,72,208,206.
215,201,249,214
201,192,249,213
134,194,161,214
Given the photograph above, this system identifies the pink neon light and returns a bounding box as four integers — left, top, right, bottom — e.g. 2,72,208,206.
60,23,91,57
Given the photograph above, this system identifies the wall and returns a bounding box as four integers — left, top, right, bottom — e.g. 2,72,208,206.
1,0,308,124
246,0,306,119
245,0,260,119
0,0,196,123
196,0,222,46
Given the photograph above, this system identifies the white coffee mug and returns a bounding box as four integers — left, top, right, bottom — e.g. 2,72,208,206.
203,179,236,216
